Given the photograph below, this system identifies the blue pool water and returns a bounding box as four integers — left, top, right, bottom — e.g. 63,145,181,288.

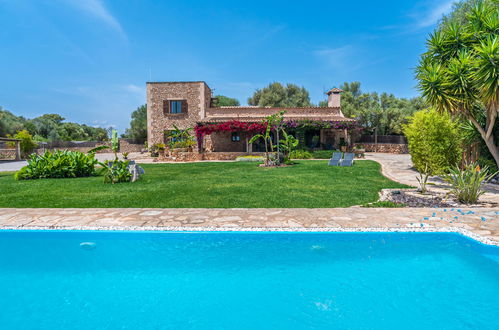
0,231,498,329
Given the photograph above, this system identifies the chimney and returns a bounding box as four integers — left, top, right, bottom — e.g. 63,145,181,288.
325,88,343,107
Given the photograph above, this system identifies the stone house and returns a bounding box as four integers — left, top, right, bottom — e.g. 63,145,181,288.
146,81,356,157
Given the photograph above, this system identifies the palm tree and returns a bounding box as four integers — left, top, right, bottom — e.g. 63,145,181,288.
415,2,498,166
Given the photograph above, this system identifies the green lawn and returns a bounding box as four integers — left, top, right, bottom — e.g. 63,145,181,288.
0,160,408,208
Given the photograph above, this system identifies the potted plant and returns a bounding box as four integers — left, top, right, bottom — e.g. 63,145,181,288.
354,144,365,158
172,139,196,152
339,140,348,152
149,143,166,157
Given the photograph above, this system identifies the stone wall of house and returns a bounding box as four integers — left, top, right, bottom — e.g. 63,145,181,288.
355,142,408,154
210,131,249,152
146,82,210,147
320,129,349,148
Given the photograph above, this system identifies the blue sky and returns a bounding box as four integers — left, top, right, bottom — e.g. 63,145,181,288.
0,0,455,132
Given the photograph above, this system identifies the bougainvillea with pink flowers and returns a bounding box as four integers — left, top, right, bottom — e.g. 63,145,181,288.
194,121,267,150
194,119,359,150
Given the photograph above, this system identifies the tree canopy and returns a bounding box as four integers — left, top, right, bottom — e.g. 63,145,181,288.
416,0,499,166
123,104,147,140
212,95,240,107
248,82,313,107
319,82,424,135
0,106,108,141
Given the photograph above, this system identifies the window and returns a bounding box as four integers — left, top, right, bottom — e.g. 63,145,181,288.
231,132,240,142
170,100,183,114
163,100,186,114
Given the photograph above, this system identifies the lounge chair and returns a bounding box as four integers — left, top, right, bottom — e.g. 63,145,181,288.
340,153,355,167
328,152,342,166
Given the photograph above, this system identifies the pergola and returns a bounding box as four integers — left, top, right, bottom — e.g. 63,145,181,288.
0,137,21,160
194,119,359,152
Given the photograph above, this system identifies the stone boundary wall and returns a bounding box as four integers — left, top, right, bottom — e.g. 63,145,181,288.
0,149,17,160
119,140,145,153
354,143,408,154
35,142,111,154
33,140,144,155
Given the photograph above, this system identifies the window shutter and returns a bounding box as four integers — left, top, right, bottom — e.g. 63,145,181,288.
181,100,188,114
163,100,170,114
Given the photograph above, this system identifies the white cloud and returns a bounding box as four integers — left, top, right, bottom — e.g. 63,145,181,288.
413,0,454,28
313,45,358,71
122,84,144,94
91,120,116,129
66,0,125,37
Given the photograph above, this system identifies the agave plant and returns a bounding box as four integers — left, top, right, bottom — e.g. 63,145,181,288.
443,162,497,204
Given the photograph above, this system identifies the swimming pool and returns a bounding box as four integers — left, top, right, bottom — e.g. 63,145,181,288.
0,231,498,329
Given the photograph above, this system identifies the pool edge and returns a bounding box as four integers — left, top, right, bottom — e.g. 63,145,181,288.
0,225,496,247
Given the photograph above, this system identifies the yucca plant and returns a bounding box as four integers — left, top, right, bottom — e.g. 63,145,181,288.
415,2,499,168
443,162,497,204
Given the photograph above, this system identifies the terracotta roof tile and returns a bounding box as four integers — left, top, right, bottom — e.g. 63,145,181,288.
200,116,355,123
326,88,344,94
215,106,341,110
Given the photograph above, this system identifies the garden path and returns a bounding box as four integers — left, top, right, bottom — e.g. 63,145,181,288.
365,153,499,204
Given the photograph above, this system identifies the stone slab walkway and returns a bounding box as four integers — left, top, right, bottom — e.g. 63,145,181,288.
365,153,499,204
0,208,498,245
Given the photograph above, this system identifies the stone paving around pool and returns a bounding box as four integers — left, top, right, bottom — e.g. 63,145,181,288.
0,208,498,246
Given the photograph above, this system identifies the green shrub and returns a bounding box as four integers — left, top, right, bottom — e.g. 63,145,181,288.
443,162,497,204
312,150,333,159
149,143,166,157
9,130,38,157
14,150,98,180
403,109,462,175
235,156,264,162
289,150,313,159
102,160,132,184
478,157,498,174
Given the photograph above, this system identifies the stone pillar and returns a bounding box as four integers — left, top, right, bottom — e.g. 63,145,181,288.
15,141,21,160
